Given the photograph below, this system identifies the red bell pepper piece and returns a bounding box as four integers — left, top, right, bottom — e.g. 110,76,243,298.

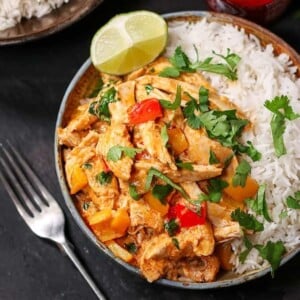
167,202,206,228
128,98,163,124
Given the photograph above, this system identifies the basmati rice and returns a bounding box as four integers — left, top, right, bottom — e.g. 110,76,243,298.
166,18,300,274
0,0,69,31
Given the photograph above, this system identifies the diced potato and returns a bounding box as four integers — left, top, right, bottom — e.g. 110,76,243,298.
111,208,130,234
224,176,259,202
215,242,234,271
67,163,88,194
106,240,133,262
167,127,188,155
144,191,169,216
87,208,112,226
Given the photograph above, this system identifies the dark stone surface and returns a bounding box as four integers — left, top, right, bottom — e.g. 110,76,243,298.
0,1,299,299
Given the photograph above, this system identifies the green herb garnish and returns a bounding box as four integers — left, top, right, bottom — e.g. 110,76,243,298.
239,236,253,263
286,191,300,209
89,78,104,98
89,87,118,122
129,184,141,201
164,219,179,236
209,149,220,164
175,160,194,171
172,237,180,249
231,208,264,232
82,162,93,169
145,84,154,95
152,184,173,205
107,145,142,162
82,202,90,211
232,159,251,187
95,171,113,185
246,184,272,222
255,241,286,277
145,167,189,199
264,95,300,157
159,85,182,110
161,125,169,147
235,141,262,162
207,178,229,203
160,46,241,80
125,243,137,254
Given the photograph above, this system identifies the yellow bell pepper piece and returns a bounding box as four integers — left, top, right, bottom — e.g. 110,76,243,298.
144,191,169,216
167,127,188,155
111,208,130,234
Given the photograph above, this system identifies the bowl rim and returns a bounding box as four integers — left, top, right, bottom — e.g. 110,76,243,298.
54,10,300,289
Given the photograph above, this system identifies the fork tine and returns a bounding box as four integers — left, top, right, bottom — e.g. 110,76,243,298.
0,157,36,217
1,144,45,210
6,141,55,206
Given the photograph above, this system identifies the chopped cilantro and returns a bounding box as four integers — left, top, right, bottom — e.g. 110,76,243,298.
129,184,140,201
107,145,142,162
160,125,169,147
125,243,137,254
279,210,288,219
235,141,262,162
255,241,286,277
145,84,154,95
82,162,93,169
152,184,173,205
159,85,182,110
198,86,209,112
164,219,179,236
160,46,241,80
95,171,113,185
172,237,180,249
145,167,189,199
175,160,194,171
239,236,253,263
89,78,104,98
231,208,264,232
286,191,300,209
264,95,300,157
207,178,228,203
232,159,251,187
88,87,118,122
82,202,90,211
209,149,220,164
246,184,272,222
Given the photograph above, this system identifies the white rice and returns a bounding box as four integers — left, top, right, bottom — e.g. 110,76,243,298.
0,0,69,31
166,18,300,274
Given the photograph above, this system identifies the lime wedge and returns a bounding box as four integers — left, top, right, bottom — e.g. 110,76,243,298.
90,11,167,75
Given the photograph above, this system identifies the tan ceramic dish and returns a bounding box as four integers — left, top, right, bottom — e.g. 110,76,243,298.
0,0,103,46
55,11,300,289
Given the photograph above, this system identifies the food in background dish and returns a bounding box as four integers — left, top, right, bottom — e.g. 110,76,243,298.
58,17,300,282
0,0,69,31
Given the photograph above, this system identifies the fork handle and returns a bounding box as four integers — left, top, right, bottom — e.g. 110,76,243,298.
59,240,107,300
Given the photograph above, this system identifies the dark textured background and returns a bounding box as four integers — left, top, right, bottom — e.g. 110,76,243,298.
0,1,300,299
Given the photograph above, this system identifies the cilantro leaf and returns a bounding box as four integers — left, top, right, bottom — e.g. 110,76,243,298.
209,149,220,164
279,210,288,219
236,141,262,162
89,78,104,98
159,85,182,110
145,167,189,199
264,95,300,120
246,184,272,222
145,84,154,95
107,145,142,162
164,219,180,236
82,202,90,211
159,66,181,78
175,160,194,170
239,236,253,263
152,184,173,205
232,159,251,187
161,125,169,147
125,243,137,254
169,46,194,72
88,87,118,122
172,237,180,249
207,178,228,203
264,95,300,157
286,191,300,209
129,184,141,201
231,208,264,232
255,241,286,277
95,171,113,185
199,86,209,112
82,162,93,169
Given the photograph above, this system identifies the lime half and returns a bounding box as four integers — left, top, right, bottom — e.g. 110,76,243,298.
90,11,168,75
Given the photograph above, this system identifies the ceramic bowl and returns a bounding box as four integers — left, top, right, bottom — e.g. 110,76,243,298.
55,11,300,289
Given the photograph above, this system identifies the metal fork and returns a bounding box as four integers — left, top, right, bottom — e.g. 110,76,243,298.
0,142,106,300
